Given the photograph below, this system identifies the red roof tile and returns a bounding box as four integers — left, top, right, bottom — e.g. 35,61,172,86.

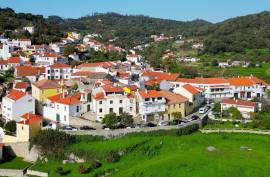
78,61,116,69
50,62,70,69
18,113,42,125
142,72,179,81
16,66,45,77
14,82,29,89
222,98,256,107
48,92,81,105
6,89,26,101
7,57,20,63
138,90,163,98
182,84,201,95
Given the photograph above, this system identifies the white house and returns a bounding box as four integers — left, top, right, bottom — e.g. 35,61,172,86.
23,26,35,34
91,85,137,122
221,98,257,119
17,38,31,50
15,66,45,83
0,60,10,71
173,84,205,109
174,78,231,101
1,89,35,122
43,92,90,125
137,90,166,122
0,44,11,60
77,61,117,73
45,62,72,80
126,54,143,64
35,52,59,67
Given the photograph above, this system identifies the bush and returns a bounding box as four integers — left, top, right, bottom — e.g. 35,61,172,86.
55,167,70,176
106,151,120,163
91,160,102,169
78,165,90,174
31,129,75,159
176,124,199,136
4,120,16,133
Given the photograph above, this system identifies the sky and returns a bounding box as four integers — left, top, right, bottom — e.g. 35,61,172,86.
0,0,270,23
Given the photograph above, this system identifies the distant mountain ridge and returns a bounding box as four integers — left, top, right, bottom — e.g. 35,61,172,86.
1,8,270,53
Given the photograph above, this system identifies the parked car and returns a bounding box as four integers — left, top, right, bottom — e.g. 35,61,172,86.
63,126,77,131
191,115,200,120
145,122,157,127
158,121,169,126
199,107,208,114
80,126,96,130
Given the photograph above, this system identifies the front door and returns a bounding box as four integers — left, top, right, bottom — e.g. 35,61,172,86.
87,105,90,112
56,114,60,122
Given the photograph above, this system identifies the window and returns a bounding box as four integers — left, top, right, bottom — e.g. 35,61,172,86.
130,107,133,111
64,106,67,111
110,100,113,104
57,105,59,109
64,116,66,121
119,107,123,114
109,108,113,112
22,126,24,130
157,97,162,100
99,108,102,113
145,98,150,101
119,100,123,104
76,106,79,112
99,101,102,105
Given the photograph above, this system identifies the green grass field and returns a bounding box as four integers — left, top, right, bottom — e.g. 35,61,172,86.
30,132,270,177
0,157,31,169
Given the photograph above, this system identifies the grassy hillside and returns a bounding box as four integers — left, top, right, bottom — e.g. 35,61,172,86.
31,132,270,177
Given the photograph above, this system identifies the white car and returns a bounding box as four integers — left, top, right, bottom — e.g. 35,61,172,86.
199,107,208,114
158,121,169,126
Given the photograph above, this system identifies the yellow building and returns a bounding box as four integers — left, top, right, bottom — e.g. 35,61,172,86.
32,79,61,113
160,90,189,121
16,113,42,142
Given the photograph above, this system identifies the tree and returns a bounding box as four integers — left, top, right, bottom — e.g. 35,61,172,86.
31,129,75,158
64,45,76,57
102,113,120,129
172,112,182,124
211,59,219,66
212,103,221,113
228,107,243,120
4,120,16,133
119,112,134,127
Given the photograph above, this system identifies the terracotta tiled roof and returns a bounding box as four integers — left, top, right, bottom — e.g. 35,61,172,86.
16,66,45,77
78,61,116,69
117,71,130,78
18,113,42,125
18,38,31,41
176,77,228,85
94,92,105,100
14,82,29,89
138,90,163,98
145,79,163,86
7,57,20,63
72,71,107,78
182,84,201,95
6,89,26,101
50,62,70,69
48,92,81,105
0,60,8,65
227,77,254,86
142,72,180,81
102,85,123,93
159,90,188,104
222,98,256,107
32,79,60,89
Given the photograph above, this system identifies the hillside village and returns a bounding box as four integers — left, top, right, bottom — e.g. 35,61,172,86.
0,26,268,171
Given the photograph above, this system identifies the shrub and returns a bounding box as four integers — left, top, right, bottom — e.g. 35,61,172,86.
55,167,70,176
4,120,16,133
106,151,120,163
91,160,102,169
176,124,199,136
78,165,90,174
31,129,75,159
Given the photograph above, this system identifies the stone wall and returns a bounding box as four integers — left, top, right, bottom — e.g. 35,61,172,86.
0,169,24,177
27,169,48,177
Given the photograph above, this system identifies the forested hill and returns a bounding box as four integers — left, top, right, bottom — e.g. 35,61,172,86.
1,7,270,54
62,13,212,47
204,11,270,54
